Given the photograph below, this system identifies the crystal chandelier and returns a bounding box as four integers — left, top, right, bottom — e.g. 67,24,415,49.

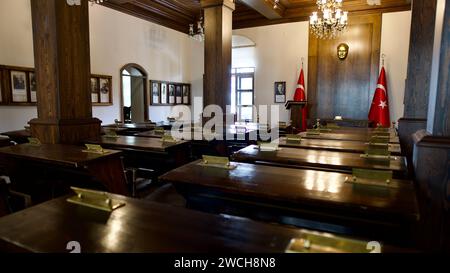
310,0,348,39
189,17,205,42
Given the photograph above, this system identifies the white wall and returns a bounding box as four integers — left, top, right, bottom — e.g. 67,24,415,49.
380,11,412,124
233,22,310,122
0,0,204,132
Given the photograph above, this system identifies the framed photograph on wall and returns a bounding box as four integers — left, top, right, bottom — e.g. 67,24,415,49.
160,82,168,104
175,85,182,104
168,84,175,104
29,72,37,102
274,81,286,103
10,70,28,102
182,85,190,105
99,78,111,104
151,81,160,104
91,77,99,103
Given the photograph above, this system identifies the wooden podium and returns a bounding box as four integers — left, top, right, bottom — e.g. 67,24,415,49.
285,101,307,132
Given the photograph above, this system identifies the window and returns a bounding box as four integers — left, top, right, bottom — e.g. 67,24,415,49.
231,67,255,122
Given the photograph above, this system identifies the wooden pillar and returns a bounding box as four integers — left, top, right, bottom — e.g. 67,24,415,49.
201,0,235,112
28,0,101,144
398,0,437,164
412,0,450,252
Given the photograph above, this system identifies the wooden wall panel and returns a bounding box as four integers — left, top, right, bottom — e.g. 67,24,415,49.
307,14,381,121
403,0,437,119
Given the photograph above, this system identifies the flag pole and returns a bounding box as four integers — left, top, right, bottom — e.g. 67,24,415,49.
381,54,386,67
301,57,304,69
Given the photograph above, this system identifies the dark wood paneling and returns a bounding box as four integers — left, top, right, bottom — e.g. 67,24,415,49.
308,14,381,121
403,0,437,119
201,0,235,111
29,0,100,144
397,118,427,172
430,0,450,137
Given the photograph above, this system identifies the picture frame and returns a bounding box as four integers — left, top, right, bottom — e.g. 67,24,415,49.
91,77,99,103
160,82,168,104
182,85,190,105
168,84,175,104
151,81,160,104
99,77,111,104
175,85,182,104
29,72,37,102
10,70,28,103
274,81,286,103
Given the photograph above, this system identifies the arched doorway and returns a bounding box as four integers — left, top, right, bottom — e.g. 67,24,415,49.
120,64,149,123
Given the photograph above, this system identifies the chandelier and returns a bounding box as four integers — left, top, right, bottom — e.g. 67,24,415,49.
189,17,205,42
310,0,348,39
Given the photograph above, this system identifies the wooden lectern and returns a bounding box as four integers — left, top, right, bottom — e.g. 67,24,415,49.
285,101,307,132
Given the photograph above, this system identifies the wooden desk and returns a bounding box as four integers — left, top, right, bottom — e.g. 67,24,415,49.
277,137,402,156
232,145,408,179
1,129,31,144
161,161,419,245
0,194,409,253
102,123,156,135
87,136,190,175
0,144,128,200
299,132,400,144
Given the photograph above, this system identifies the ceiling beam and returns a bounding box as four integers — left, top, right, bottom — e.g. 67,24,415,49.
239,0,286,19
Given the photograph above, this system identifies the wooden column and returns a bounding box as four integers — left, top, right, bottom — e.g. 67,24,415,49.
398,0,437,165
28,0,101,144
201,0,235,112
412,0,450,252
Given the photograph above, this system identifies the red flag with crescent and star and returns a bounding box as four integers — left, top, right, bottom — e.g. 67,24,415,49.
294,68,307,131
368,67,390,127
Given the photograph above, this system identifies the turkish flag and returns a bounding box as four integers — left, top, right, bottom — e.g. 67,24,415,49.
368,67,390,127
294,68,307,131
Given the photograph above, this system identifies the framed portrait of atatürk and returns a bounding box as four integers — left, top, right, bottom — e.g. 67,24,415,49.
274,81,286,103
160,82,168,104
91,77,99,103
182,85,190,105
10,70,28,102
29,72,37,102
168,84,175,104
175,85,182,104
151,81,160,105
99,77,111,104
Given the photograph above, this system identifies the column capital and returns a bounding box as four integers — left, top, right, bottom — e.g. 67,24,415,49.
201,0,235,11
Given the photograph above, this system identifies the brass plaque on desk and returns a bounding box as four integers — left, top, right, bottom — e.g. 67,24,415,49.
27,137,41,146
197,155,237,170
257,142,279,151
344,168,396,188
306,129,321,135
154,127,165,135
104,129,120,139
286,231,381,253
370,136,389,144
161,135,178,143
67,187,125,212
83,144,109,154
286,134,301,144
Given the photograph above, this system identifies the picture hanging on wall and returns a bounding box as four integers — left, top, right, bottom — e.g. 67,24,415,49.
168,84,175,104
176,85,182,104
99,78,111,104
10,70,28,102
160,82,168,104
29,72,37,102
91,78,99,103
274,81,286,103
151,81,160,104
183,85,190,105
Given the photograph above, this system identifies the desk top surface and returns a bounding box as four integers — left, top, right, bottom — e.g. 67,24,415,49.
299,132,400,143
278,138,402,155
88,136,189,152
160,161,418,221
0,195,306,253
0,144,121,167
232,145,408,177
103,123,156,129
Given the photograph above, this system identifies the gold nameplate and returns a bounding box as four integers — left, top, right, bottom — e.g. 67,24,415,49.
286,134,302,144
67,187,125,212
306,129,321,135
372,132,390,138
286,231,381,253
197,155,237,170
161,135,178,143
104,129,120,139
154,127,166,135
257,142,279,151
83,144,109,154
370,136,390,144
27,137,41,146
278,122,287,129
345,168,395,188
360,153,393,160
